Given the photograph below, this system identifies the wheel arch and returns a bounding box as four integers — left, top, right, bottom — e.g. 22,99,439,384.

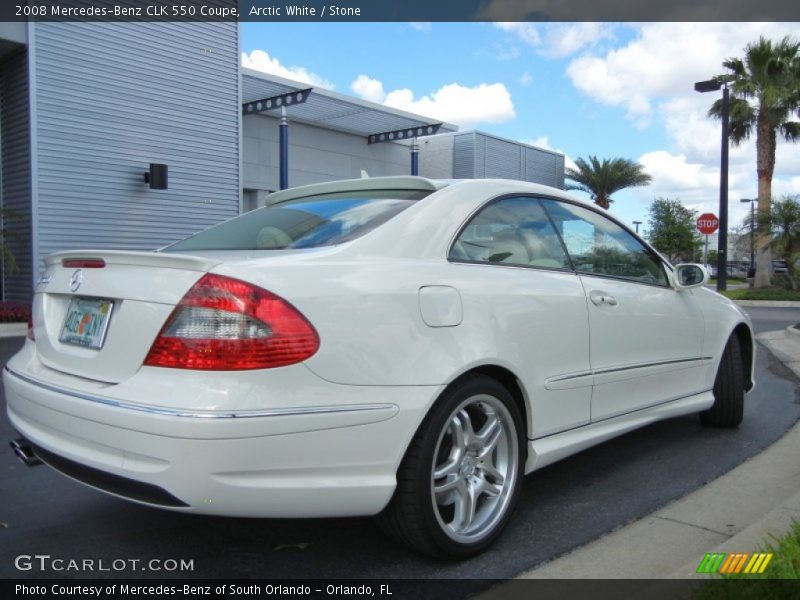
732,322,755,392
444,364,530,440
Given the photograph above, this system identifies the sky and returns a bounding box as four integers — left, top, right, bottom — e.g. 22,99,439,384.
240,22,800,234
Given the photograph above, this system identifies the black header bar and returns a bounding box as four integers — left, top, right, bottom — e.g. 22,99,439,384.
2,0,799,22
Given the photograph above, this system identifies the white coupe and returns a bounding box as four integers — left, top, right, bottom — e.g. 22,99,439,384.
4,176,754,558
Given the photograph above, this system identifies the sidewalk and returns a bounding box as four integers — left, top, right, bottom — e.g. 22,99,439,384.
512,326,800,580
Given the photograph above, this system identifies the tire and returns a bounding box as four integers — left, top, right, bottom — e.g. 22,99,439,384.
700,334,744,427
377,374,525,558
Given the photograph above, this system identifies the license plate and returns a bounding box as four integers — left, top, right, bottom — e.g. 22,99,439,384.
59,298,114,350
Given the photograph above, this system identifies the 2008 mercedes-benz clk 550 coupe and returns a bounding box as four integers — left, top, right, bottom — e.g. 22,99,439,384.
5,176,755,558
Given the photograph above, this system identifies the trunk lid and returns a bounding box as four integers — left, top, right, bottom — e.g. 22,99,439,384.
33,250,220,383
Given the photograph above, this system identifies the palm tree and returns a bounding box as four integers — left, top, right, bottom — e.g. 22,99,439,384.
754,195,800,290
708,35,800,288
564,156,652,210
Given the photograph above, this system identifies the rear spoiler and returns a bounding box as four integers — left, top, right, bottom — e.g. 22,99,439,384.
45,250,221,272
265,176,450,206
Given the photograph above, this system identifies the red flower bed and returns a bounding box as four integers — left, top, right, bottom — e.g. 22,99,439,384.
0,301,31,323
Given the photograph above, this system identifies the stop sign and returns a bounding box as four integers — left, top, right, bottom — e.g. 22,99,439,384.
697,213,719,235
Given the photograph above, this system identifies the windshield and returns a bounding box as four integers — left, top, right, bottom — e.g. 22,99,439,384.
164,189,430,252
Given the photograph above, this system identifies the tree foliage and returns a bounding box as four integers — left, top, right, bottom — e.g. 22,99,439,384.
751,194,800,289
708,35,800,287
646,198,703,263
564,156,652,210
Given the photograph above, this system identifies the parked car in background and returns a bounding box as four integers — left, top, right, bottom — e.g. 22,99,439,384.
5,176,756,558
772,260,789,274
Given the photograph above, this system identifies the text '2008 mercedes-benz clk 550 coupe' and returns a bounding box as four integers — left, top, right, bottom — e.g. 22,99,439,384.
5,176,755,558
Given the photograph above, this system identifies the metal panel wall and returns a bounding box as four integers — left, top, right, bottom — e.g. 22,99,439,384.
417,134,453,180
443,131,565,187
243,114,410,190
474,133,486,178
554,153,565,189
31,23,240,280
484,135,522,180
524,146,564,188
451,133,475,179
0,49,33,303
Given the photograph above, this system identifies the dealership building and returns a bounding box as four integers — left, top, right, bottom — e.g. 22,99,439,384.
1,22,565,303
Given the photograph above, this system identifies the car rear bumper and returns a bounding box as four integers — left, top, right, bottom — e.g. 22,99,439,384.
3,364,442,518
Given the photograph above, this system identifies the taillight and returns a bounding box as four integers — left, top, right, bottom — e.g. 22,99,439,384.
143,274,319,370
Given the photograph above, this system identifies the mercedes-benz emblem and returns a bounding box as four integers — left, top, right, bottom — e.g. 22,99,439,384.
69,270,83,292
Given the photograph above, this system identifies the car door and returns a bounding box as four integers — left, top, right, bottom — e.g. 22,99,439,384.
449,196,592,438
541,199,707,421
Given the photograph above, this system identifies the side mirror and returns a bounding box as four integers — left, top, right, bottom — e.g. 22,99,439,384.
674,264,709,290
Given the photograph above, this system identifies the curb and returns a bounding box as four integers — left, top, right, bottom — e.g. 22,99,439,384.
511,412,800,581
733,300,800,307
503,329,800,581
755,330,800,379
0,322,26,338
668,488,800,579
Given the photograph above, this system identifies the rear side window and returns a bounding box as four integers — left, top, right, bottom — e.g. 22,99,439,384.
165,190,430,251
449,196,570,270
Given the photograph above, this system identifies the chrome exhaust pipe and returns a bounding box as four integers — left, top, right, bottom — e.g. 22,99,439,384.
9,438,42,467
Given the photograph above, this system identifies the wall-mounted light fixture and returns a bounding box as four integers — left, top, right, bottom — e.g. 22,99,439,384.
143,163,168,189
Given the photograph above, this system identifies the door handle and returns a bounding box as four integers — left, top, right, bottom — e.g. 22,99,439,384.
589,290,617,306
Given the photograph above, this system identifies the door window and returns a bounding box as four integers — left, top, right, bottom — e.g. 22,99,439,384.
542,200,668,286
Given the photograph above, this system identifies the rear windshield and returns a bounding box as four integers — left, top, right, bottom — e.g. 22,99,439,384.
164,190,430,252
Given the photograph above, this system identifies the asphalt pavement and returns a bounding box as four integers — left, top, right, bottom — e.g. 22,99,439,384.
513,304,800,581
0,305,798,590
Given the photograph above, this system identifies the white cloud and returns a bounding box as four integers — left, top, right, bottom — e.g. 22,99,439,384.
775,139,800,175
519,71,533,86
562,23,800,225
409,22,432,33
351,75,386,103
625,147,799,231
544,23,614,58
385,83,515,128
493,43,522,61
565,23,799,124
494,22,541,47
494,22,614,58
638,151,720,195
350,77,516,128
630,150,772,227
772,177,800,199
241,50,335,90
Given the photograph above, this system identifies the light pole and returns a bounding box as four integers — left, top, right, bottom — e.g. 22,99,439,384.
695,78,729,292
632,220,642,234
740,198,756,276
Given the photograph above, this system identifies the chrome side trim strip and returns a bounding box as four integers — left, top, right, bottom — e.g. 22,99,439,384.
593,356,713,376
4,367,395,419
546,370,594,384
547,356,713,383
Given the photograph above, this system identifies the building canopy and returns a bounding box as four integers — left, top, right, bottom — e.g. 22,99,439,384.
242,68,457,142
